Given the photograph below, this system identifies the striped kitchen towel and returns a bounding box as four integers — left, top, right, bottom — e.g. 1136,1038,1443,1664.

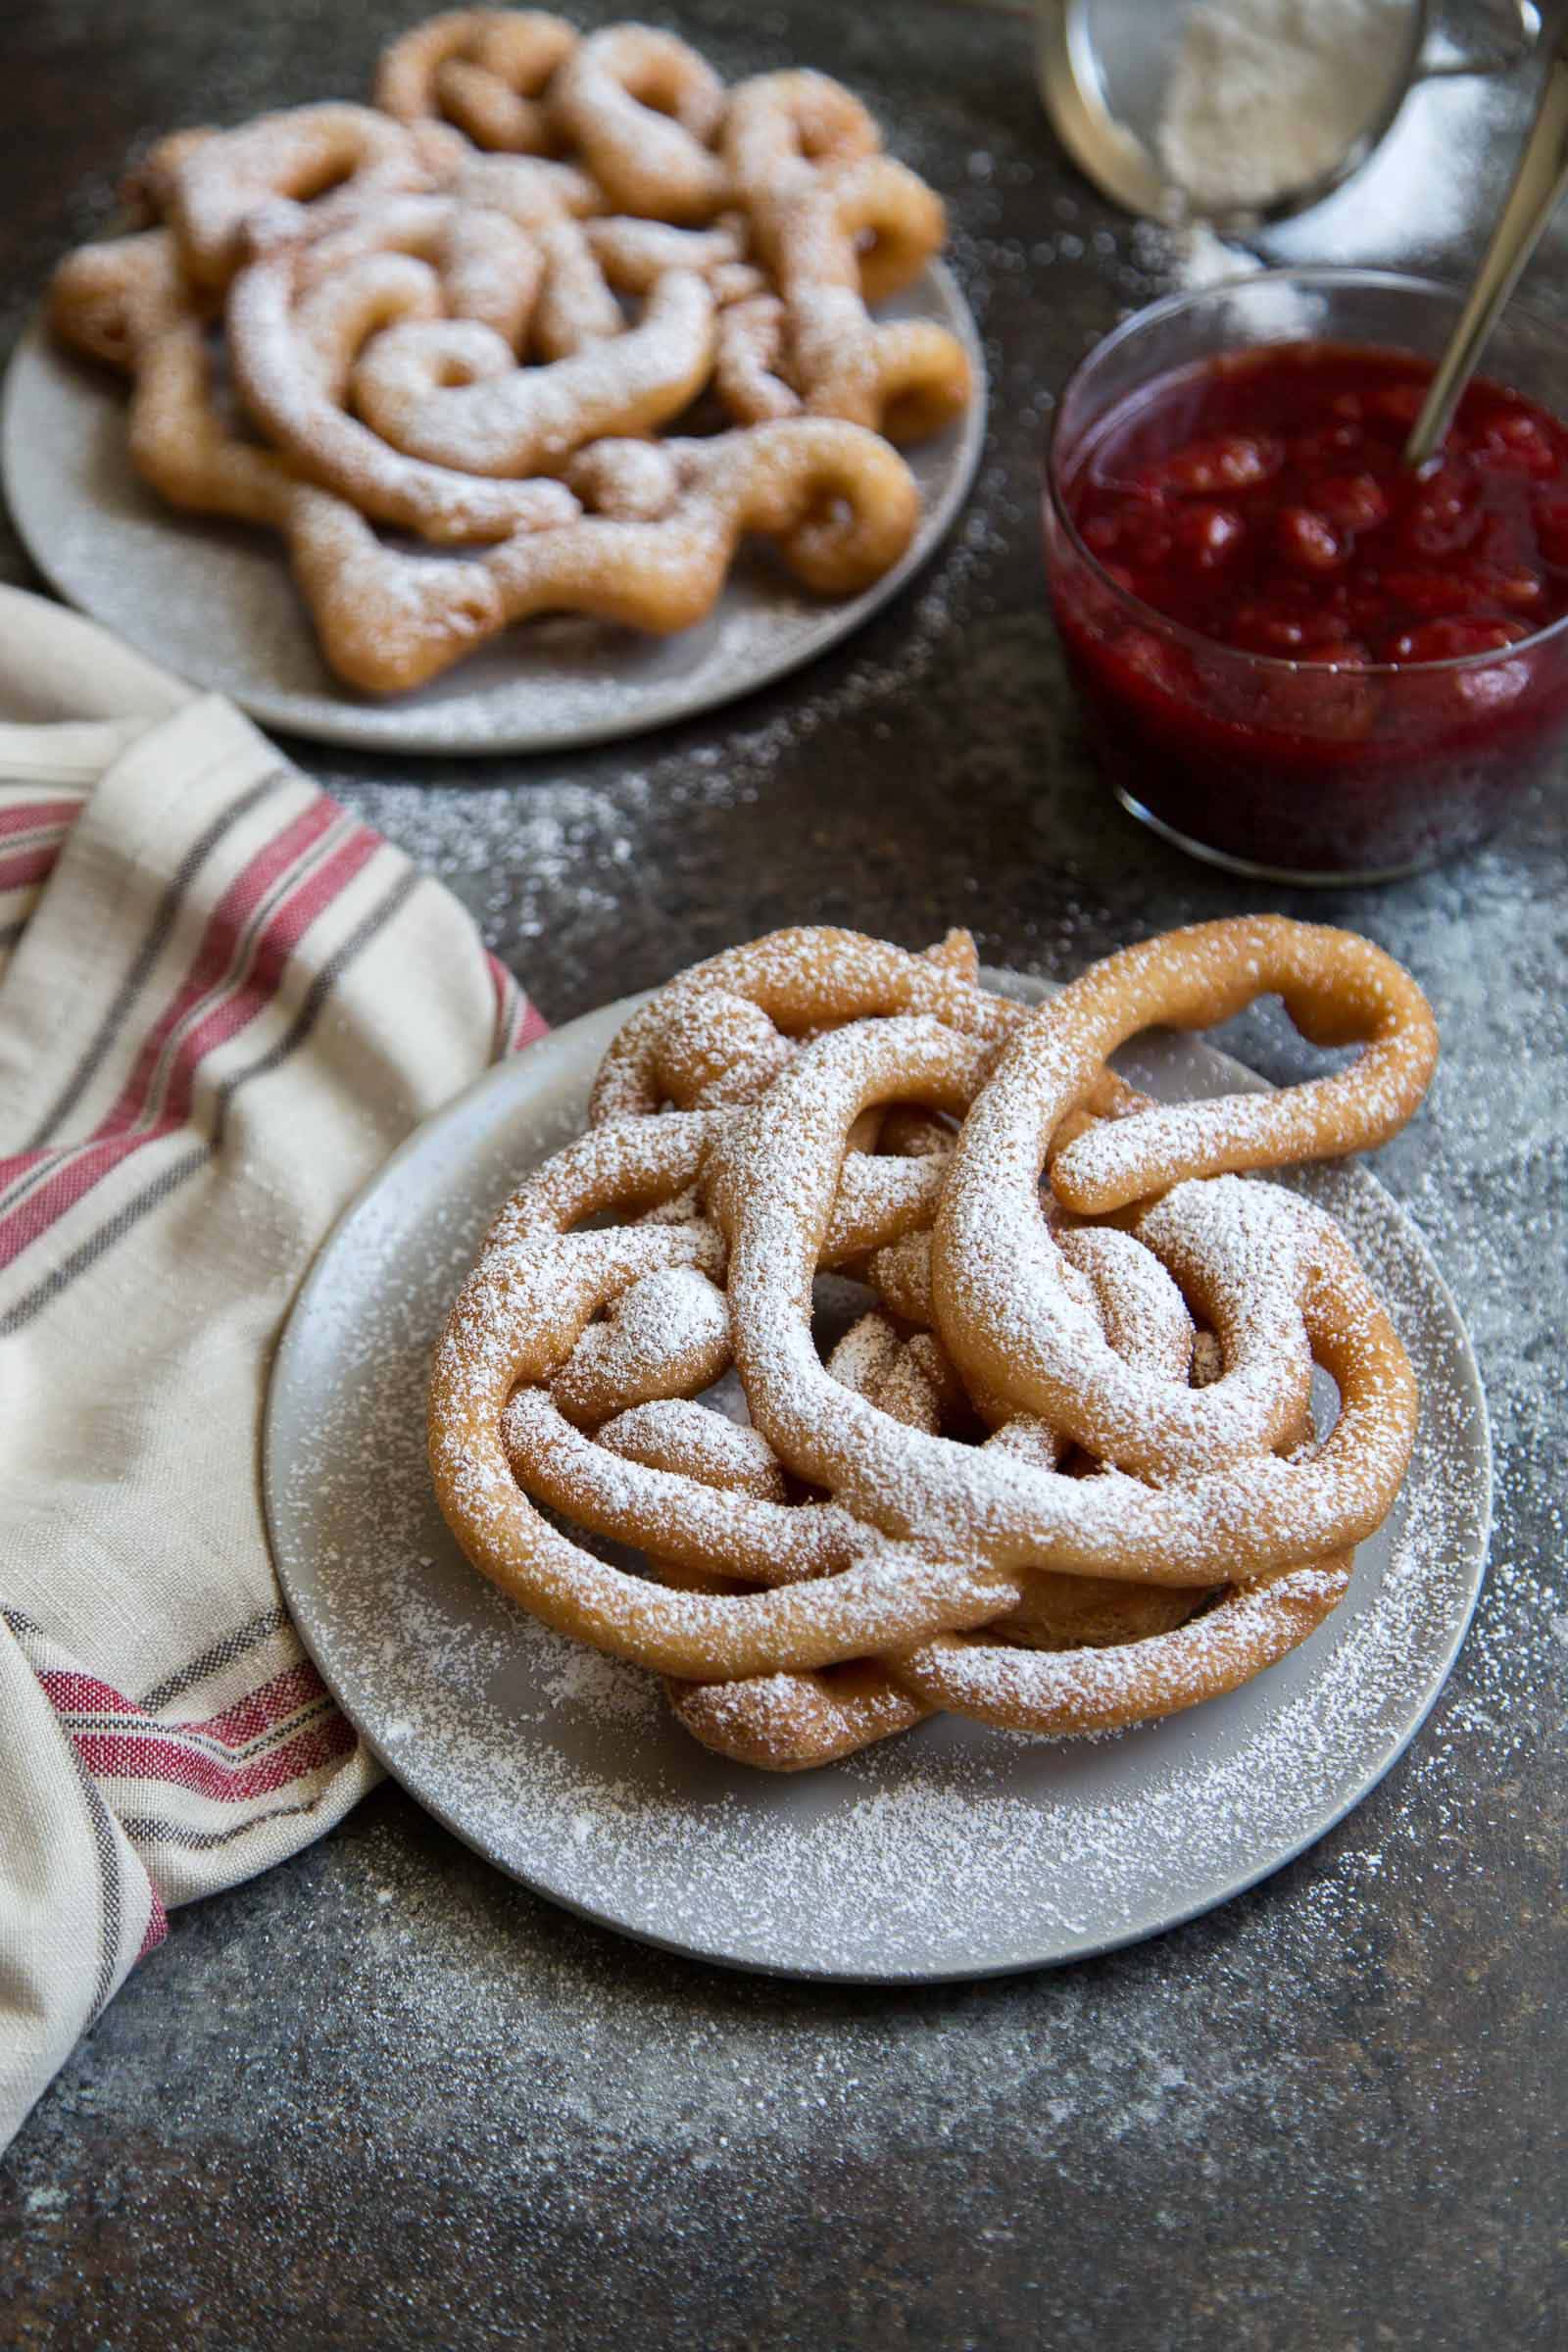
0,586,545,2154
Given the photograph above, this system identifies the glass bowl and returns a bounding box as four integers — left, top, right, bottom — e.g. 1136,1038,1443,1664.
1042,268,1568,883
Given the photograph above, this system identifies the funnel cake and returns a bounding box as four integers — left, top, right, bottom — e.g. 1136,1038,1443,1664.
47,21,974,695
429,918,1436,1770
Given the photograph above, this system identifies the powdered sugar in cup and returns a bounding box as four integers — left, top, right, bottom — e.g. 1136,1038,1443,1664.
1036,0,1541,228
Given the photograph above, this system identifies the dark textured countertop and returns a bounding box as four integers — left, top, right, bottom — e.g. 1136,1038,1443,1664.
3,3,1565,2345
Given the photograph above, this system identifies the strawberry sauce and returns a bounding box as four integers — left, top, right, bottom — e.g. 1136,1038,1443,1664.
1047,340,1568,876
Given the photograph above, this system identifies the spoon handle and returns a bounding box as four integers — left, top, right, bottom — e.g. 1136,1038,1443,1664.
1403,17,1568,468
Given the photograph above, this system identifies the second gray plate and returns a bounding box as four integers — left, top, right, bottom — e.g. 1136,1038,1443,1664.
264,977,1490,1982
3,265,985,756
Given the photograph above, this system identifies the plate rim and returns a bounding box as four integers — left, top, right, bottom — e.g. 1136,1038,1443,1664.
264,974,1493,1983
2,259,987,757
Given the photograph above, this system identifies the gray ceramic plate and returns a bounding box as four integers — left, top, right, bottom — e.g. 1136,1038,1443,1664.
264,976,1491,1982
2,266,984,756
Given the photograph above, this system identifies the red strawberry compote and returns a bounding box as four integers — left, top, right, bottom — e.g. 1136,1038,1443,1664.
1046,339,1568,877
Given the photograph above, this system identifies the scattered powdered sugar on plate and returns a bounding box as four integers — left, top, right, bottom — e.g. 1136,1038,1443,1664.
264,979,1491,1982
538,1639,664,1728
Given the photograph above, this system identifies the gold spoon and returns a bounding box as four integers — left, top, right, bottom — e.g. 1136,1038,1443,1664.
1404,14,1568,466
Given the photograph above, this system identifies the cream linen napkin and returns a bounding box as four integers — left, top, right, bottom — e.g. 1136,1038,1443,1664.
0,587,544,2153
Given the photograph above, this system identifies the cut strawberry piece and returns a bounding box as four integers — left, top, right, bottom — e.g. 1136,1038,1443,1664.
1471,409,1559,477
1277,507,1344,573
1310,471,1391,532
1158,433,1284,494
1369,381,1425,426
1171,503,1245,567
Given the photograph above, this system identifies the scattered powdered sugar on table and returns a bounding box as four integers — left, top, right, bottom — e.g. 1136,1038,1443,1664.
268,1001,1490,1980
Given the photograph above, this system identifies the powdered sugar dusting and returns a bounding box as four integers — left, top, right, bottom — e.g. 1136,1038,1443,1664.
716,1014,1414,1582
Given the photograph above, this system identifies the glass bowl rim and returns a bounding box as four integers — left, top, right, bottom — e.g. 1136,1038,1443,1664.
1043,264,1568,679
